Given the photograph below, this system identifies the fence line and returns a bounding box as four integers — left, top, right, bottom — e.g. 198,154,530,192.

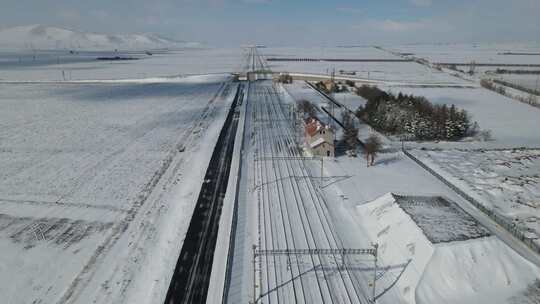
402,148,540,254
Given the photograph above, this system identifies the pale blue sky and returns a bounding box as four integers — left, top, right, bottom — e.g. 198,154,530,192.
0,0,538,46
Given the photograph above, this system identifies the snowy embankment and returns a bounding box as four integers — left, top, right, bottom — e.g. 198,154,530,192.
356,193,540,304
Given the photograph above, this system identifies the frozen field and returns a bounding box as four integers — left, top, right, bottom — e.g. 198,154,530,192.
411,149,540,243
390,43,540,65
382,86,540,148
0,76,237,303
0,48,246,81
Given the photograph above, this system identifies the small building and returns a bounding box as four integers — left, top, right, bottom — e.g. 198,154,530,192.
304,117,335,157
322,80,337,93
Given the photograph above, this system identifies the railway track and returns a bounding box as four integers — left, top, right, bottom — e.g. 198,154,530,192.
251,80,372,303
224,50,373,304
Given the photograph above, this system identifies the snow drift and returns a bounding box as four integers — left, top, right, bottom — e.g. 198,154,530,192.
0,25,200,50
356,193,540,304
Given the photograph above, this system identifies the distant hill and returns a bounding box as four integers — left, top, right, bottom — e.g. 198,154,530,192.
0,25,200,50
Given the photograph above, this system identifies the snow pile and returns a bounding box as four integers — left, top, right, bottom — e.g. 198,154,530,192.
356,193,540,304
0,25,199,50
356,193,435,303
417,238,540,304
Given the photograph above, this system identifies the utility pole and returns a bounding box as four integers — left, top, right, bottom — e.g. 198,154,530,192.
321,157,324,183
252,244,257,304
372,243,379,303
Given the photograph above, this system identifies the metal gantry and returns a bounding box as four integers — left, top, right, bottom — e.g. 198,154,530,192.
251,244,379,304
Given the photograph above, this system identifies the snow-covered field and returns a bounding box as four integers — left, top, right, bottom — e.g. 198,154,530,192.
0,48,246,81
390,43,540,65
410,149,540,244
262,47,464,85
0,75,237,303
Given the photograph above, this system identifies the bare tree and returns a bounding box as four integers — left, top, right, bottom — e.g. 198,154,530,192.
365,134,382,167
298,99,317,118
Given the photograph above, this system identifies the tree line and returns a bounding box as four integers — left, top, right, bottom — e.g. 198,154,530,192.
354,85,477,141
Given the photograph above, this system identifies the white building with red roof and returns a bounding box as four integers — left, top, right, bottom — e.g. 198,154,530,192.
304,117,335,157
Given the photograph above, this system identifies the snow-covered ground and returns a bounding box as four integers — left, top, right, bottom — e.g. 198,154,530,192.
0,75,238,303
410,149,540,245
